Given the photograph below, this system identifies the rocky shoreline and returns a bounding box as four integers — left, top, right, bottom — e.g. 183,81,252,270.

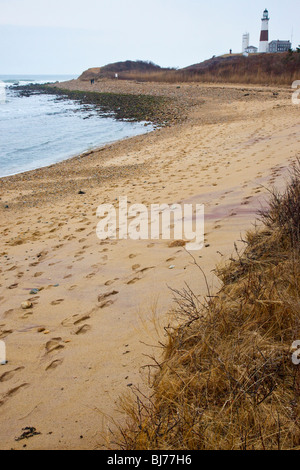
14,83,183,126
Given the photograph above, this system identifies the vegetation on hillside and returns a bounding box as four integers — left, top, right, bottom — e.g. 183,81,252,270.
116,160,300,450
78,60,173,81
80,53,300,86
181,52,300,85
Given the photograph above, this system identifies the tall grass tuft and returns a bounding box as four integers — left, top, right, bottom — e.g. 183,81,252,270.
115,160,300,450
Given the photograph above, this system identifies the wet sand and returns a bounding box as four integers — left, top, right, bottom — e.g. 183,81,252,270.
0,80,299,449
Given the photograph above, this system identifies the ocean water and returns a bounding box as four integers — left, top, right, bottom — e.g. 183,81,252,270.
0,75,153,178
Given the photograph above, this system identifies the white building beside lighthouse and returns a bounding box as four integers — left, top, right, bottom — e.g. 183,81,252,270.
259,9,270,53
242,33,250,53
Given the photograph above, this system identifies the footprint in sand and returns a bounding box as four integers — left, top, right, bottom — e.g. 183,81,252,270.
98,291,119,303
34,272,44,278
36,250,48,261
50,299,65,306
129,254,139,259
104,279,119,286
64,235,75,241
0,383,29,407
127,277,140,285
8,283,18,290
62,309,96,328
7,265,18,272
0,367,25,383
74,314,91,325
62,315,78,327
137,267,155,274
2,308,14,318
45,338,65,355
132,264,141,271
99,300,115,309
74,324,91,335
45,359,64,371
29,261,39,268
0,328,13,339
53,244,64,250
86,272,96,279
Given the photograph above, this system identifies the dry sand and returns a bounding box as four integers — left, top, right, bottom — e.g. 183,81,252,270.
0,80,299,449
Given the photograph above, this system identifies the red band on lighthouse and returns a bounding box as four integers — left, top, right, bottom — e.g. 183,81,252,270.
260,30,269,42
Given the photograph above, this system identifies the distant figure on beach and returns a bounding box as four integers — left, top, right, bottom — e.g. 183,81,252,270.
230,49,232,54
115,73,118,79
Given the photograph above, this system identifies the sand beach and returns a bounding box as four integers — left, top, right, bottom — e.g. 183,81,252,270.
0,80,299,449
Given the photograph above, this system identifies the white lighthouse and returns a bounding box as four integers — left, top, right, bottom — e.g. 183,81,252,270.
259,9,270,53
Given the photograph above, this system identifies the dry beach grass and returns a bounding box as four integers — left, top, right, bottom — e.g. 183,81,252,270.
79,54,300,86
116,161,300,450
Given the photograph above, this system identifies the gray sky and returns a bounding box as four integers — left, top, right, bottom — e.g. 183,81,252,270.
0,0,299,75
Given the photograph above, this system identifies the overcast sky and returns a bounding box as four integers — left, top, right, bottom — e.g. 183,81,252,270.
0,0,299,75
